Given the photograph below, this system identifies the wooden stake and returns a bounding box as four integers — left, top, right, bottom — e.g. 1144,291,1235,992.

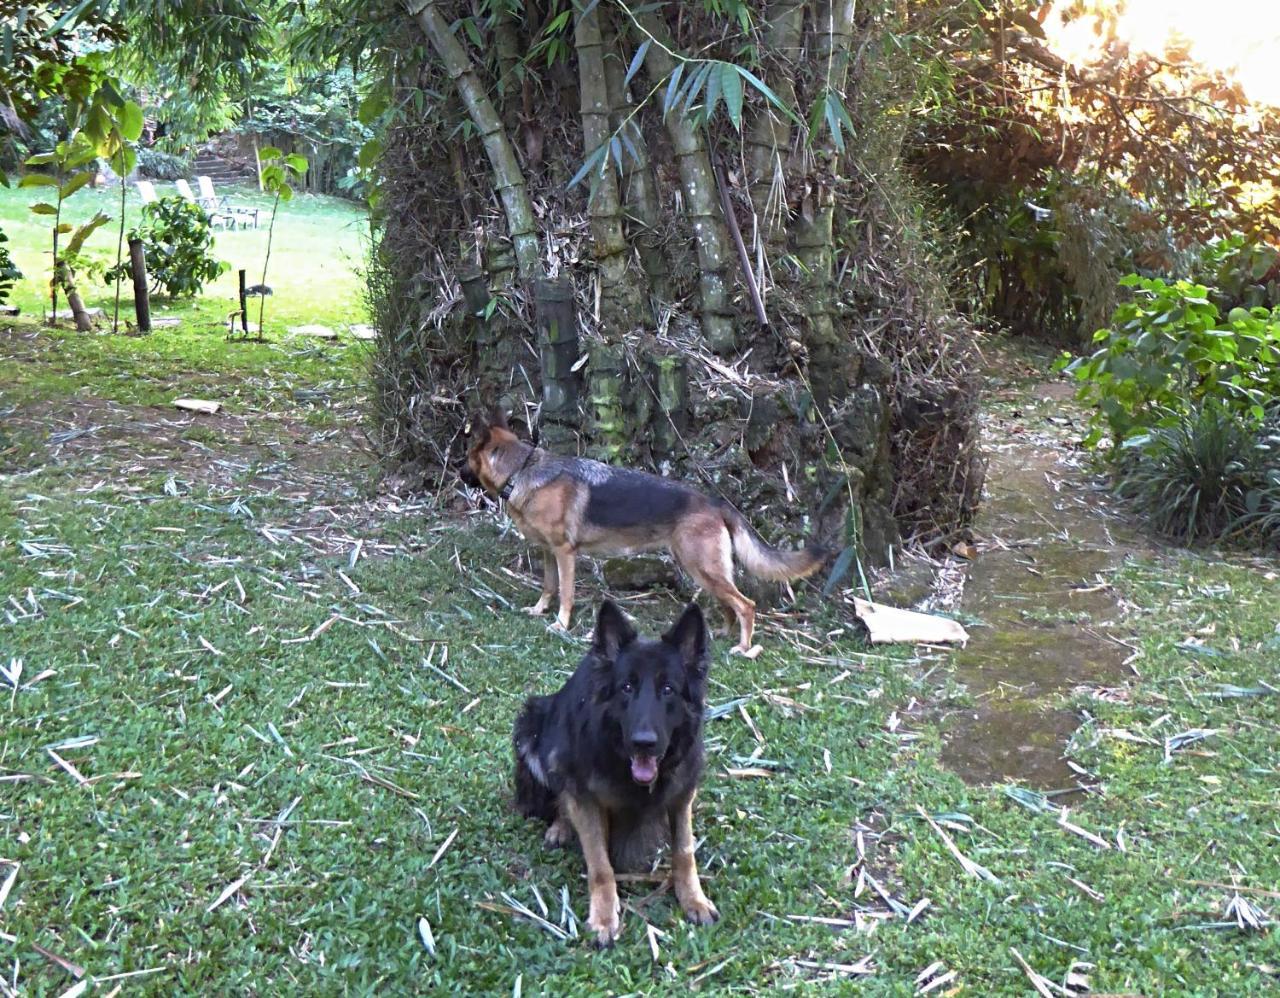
128,237,151,333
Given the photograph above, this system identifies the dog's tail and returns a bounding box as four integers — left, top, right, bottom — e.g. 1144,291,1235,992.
512,695,557,823
722,505,829,582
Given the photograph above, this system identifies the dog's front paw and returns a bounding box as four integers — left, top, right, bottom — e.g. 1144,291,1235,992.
543,817,573,849
730,643,762,660
587,900,621,948
523,601,549,616
679,891,719,926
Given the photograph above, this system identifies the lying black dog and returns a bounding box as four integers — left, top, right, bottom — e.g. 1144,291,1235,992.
513,600,718,946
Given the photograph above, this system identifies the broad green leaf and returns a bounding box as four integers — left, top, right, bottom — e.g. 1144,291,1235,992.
260,146,283,161
29,202,59,215
66,212,110,255
24,152,58,166
118,101,144,141
18,174,58,188
286,154,309,174
358,92,389,126
59,171,94,199
358,138,382,170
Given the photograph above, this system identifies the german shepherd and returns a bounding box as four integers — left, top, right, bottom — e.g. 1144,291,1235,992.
461,412,827,653
513,600,716,947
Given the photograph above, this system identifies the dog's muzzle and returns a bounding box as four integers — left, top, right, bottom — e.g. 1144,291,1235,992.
459,465,480,487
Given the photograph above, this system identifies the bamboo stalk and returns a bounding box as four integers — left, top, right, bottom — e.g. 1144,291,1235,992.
603,30,670,307
636,10,738,354
746,0,805,246
575,3,648,337
406,0,542,283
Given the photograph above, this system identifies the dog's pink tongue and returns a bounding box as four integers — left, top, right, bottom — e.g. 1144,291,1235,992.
630,755,659,785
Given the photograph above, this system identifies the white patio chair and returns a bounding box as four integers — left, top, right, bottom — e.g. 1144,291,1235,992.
135,179,159,205
197,175,261,229
176,178,234,229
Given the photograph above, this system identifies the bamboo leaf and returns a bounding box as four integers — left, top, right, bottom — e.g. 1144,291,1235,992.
609,136,623,172
703,60,723,125
662,64,685,119
721,62,744,130
684,63,712,116
624,39,651,88
827,90,855,147
822,545,857,597
734,65,801,125
823,92,845,153
567,144,608,190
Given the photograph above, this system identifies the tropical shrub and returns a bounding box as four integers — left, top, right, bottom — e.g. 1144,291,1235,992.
1193,236,1280,314
0,228,21,307
1061,274,1280,448
136,147,192,180
108,196,226,297
1114,404,1280,548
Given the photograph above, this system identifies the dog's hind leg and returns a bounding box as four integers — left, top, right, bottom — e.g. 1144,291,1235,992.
525,547,558,616
565,794,620,947
673,518,756,653
669,791,718,926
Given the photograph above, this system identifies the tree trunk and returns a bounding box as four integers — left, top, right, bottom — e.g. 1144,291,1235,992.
635,10,738,354
407,0,542,283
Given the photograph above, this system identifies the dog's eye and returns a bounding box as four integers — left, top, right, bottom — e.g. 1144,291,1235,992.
621,681,634,694
661,684,674,696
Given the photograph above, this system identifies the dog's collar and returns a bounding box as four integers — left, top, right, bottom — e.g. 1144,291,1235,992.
497,446,538,501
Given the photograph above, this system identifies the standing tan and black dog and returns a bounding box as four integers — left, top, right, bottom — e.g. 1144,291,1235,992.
514,600,716,947
460,412,828,653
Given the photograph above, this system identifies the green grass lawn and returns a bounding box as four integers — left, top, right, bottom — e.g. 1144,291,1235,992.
2,243,1279,992
1,180,369,415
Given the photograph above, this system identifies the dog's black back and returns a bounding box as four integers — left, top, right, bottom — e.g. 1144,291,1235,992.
513,601,709,871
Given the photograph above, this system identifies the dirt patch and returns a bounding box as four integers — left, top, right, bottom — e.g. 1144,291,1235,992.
885,370,1151,790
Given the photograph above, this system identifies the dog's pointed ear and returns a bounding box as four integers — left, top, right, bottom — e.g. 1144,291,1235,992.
663,602,709,671
592,600,637,661
489,406,509,431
